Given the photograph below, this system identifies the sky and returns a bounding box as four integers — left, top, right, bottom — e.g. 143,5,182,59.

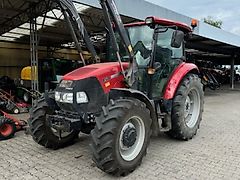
145,0,240,35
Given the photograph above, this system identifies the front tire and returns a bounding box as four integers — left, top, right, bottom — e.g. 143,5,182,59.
28,96,79,149
90,98,151,176
167,73,204,140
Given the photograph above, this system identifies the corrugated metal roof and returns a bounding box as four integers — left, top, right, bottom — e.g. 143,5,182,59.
0,1,134,46
0,0,239,59
78,0,240,53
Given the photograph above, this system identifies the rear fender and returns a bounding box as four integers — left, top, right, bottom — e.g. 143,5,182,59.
109,88,159,136
163,62,199,100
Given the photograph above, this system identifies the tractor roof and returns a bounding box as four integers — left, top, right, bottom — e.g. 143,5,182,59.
125,16,192,33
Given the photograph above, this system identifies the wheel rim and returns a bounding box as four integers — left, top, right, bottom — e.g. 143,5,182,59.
184,88,201,128
0,124,13,136
119,116,145,161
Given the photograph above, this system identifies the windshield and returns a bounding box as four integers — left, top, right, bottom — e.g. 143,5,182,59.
128,25,153,66
107,25,183,66
129,25,153,51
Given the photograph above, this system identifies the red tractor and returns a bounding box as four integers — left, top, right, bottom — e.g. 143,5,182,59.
28,0,203,176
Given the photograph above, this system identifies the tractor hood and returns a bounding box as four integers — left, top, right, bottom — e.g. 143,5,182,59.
63,62,128,81
62,62,128,93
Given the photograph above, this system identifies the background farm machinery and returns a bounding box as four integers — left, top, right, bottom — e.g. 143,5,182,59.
190,60,239,90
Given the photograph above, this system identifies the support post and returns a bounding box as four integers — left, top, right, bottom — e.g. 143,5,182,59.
30,10,39,102
230,56,235,89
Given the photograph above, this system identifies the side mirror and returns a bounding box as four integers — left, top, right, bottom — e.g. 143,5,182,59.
171,30,184,48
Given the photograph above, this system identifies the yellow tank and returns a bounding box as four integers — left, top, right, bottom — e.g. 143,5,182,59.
21,66,37,80
82,51,92,60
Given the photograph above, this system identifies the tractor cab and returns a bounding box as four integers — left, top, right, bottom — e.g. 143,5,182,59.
108,16,191,99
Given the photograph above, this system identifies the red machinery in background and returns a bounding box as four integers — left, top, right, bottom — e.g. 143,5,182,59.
0,89,29,114
0,110,27,140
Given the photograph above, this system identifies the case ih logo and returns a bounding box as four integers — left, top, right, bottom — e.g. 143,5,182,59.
59,80,73,88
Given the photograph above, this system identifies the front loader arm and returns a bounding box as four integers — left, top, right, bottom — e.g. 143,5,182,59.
55,0,100,65
99,0,138,87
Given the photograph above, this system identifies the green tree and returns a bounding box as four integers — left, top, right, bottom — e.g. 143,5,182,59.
204,16,223,29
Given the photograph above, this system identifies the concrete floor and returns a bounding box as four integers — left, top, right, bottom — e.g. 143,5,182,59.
1,86,240,180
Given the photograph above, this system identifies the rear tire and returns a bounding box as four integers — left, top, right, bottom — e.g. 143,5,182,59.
90,98,151,176
28,96,79,149
0,117,16,140
167,73,204,140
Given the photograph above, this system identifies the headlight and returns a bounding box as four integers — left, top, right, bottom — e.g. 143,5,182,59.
55,91,61,101
62,93,73,103
76,92,88,104
55,91,73,103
